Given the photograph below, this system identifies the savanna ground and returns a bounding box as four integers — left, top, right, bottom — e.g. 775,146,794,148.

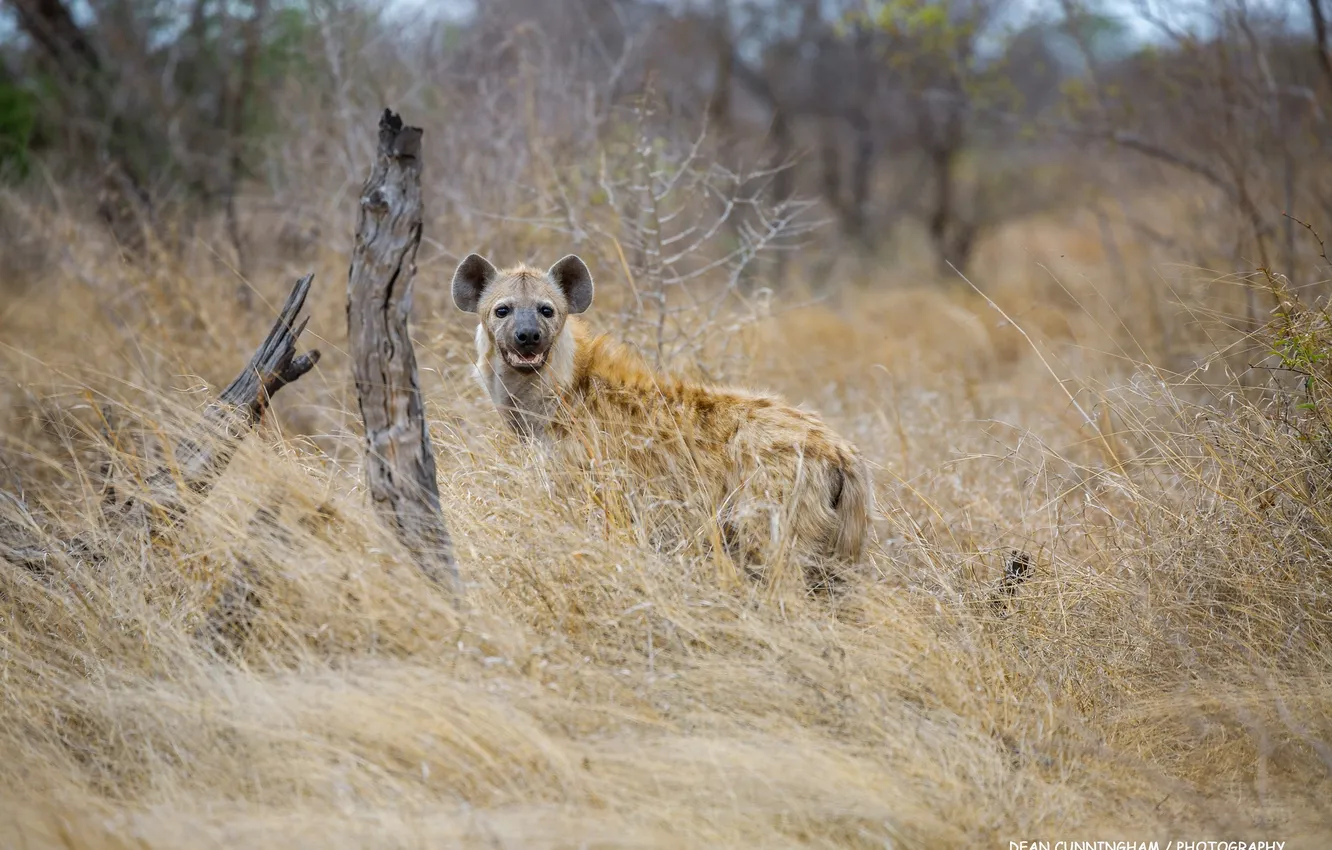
2,126,1332,848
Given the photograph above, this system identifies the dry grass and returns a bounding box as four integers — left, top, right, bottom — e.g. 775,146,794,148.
1,178,1330,850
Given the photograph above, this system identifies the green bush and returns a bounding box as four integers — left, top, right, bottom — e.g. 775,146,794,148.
0,81,38,178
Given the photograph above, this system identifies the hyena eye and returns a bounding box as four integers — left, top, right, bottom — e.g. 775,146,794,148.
539,305,555,318
494,305,511,318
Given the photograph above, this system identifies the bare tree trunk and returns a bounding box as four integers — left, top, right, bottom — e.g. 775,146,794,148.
847,111,874,247
346,109,461,595
927,144,956,274
1311,0,1332,92
707,2,734,149
820,131,843,223
6,0,100,75
708,3,748,286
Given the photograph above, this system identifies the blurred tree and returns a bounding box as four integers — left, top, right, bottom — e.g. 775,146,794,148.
659,0,1080,277
0,68,38,177
4,0,1327,306
1057,0,1332,318
0,0,313,278
1308,0,1332,87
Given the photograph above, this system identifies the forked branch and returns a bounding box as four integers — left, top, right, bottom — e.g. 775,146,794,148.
2,273,321,573
136,273,320,525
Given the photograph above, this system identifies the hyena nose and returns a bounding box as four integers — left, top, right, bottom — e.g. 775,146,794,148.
514,327,541,350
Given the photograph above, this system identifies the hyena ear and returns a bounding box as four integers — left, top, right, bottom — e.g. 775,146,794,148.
548,254,594,314
451,253,498,313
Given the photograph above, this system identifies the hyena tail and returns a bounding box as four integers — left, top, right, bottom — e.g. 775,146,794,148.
829,454,873,562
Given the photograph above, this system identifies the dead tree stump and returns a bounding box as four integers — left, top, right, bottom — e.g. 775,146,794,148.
347,109,461,594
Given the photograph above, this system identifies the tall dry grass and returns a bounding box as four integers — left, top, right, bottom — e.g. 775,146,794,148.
2,82,1331,847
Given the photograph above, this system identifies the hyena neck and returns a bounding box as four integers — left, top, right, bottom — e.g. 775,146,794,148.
474,320,580,439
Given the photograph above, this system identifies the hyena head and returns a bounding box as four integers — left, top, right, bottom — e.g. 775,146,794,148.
451,253,594,372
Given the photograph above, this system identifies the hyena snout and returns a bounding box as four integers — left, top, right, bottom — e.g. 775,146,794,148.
512,316,543,353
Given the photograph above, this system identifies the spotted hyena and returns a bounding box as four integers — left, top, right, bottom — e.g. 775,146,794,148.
452,253,873,583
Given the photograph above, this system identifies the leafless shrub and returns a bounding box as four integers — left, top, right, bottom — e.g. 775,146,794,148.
580,98,822,372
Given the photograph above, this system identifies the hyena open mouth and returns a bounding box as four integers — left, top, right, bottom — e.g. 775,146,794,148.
503,350,547,371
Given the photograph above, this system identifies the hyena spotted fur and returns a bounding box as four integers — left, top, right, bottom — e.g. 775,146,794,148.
452,253,873,583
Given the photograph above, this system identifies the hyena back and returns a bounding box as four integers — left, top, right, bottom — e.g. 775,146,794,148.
451,253,873,580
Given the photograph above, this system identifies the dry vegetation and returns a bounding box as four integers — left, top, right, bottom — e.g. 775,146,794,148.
2,1,1332,847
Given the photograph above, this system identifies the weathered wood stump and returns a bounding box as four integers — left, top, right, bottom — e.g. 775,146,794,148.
346,109,461,595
